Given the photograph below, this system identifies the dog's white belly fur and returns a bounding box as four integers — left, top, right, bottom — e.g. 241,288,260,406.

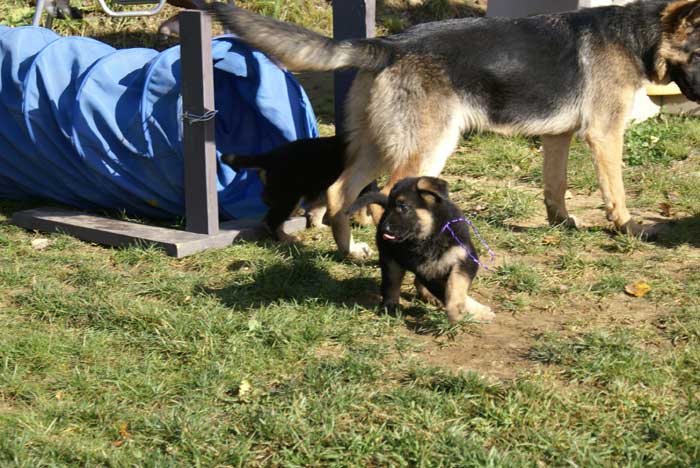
456,97,582,137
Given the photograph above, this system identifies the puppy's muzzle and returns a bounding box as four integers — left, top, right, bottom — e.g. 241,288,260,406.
381,224,398,241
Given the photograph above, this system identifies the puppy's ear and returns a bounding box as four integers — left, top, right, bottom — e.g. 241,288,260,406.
345,192,388,215
416,177,449,204
662,1,700,31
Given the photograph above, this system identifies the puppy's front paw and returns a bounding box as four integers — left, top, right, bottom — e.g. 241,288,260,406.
448,298,495,324
306,207,328,228
467,304,495,323
349,242,372,260
381,301,400,316
414,278,440,306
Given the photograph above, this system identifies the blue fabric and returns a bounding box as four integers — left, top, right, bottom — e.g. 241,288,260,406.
0,27,318,220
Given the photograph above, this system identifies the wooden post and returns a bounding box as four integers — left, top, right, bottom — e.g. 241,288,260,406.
180,10,220,235
332,0,375,134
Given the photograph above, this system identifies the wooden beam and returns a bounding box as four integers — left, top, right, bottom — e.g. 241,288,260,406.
332,0,375,134
12,208,306,258
180,10,220,235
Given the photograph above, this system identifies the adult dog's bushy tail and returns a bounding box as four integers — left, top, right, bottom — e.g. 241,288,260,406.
205,2,395,72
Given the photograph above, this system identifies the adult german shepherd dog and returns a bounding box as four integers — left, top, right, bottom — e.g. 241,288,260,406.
207,0,700,259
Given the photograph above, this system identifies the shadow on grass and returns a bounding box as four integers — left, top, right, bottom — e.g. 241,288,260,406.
207,244,382,310
399,303,480,338
208,242,469,336
294,72,335,124
507,215,700,249
649,214,700,249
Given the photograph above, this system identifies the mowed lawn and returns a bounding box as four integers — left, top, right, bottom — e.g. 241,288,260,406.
2,1,700,466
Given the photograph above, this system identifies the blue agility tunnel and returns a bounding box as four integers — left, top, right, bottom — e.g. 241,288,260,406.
0,26,318,220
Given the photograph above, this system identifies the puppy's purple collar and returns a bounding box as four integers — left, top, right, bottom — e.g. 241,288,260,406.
440,218,495,271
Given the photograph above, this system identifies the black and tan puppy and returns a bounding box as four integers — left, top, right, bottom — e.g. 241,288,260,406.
207,0,700,259
222,136,344,241
222,136,376,244
348,176,494,324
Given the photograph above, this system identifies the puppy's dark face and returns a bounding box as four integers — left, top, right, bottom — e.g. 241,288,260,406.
379,177,448,244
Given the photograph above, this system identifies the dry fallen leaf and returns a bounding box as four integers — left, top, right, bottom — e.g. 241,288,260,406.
119,423,130,439
625,281,651,298
112,422,130,447
659,202,673,217
542,235,560,246
238,379,252,399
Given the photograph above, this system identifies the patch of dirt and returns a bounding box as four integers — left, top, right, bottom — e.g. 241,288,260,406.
394,291,663,381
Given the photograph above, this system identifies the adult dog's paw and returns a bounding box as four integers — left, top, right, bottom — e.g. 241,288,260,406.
348,242,373,260
549,214,579,229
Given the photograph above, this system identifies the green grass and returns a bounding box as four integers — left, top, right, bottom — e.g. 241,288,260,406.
2,0,700,465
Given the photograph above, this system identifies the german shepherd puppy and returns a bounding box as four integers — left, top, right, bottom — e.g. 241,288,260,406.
348,176,494,323
207,0,700,258
222,136,376,244
222,136,345,242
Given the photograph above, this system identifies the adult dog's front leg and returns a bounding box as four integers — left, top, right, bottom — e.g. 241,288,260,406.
542,132,577,228
585,128,640,235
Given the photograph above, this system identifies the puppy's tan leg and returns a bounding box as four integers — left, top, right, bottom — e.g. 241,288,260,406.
542,132,578,228
352,205,374,226
305,195,327,228
414,277,440,306
444,268,494,323
274,226,299,243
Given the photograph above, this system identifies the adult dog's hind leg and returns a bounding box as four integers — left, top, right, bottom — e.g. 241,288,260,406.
369,117,461,224
542,132,577,228
327,158,382,259
369,165,419,224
